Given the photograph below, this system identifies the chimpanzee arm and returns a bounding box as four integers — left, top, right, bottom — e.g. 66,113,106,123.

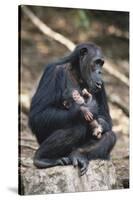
95,84,112,131
29,64,82,131
38,103,81,130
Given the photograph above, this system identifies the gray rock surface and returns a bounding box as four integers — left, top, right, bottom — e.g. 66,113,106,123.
22,160,117,195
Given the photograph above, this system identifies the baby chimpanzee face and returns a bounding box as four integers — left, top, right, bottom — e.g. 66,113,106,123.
72,90,80,101
72,90,84,105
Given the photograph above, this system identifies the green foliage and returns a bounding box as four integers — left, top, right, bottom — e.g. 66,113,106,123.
76,10,90,29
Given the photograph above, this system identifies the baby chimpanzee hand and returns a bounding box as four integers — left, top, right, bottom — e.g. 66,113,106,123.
80,106,93,122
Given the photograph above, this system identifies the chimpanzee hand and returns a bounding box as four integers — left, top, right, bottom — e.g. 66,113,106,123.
69,150,89,176
80,106,93,122
82,88,92,97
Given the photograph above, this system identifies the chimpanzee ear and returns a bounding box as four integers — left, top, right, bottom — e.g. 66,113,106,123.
80,47,88,57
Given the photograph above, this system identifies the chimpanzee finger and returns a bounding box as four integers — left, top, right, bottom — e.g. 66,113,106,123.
87,112,93,120
85,114,90,121
57,159,65,166
72,158,78,167
86,113,93,121
61,157,71,165
97,133,102,139
80,166,88,176
87,115,91,121
80,162,88,176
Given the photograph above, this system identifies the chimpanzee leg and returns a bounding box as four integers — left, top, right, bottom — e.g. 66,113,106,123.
69,131,116,175
34,125,86,169
83,131,116,159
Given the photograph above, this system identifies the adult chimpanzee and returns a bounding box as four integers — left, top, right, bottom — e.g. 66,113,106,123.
29,42,116,175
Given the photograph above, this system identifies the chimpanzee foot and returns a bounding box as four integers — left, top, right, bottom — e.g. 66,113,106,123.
69,151,89,176
93,125,103,139
80,162,88,176
58,157,71,165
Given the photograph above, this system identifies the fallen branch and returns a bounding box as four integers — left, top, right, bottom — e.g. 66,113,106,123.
108,95,129,116
105,61,129,87
22,5,75,51
21,137,36,142
20,141,37,150
22,5,129,87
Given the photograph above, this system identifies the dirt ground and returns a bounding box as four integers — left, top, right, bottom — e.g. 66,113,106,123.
20,7,129,190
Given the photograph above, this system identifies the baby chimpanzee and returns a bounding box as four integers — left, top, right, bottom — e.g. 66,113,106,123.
62,88,103,139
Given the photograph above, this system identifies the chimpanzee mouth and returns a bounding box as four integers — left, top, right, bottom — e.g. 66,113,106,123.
90,83,102,94
84,80,102,94
95,82,102,89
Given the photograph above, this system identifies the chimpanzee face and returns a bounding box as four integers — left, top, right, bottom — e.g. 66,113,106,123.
79,43,104,93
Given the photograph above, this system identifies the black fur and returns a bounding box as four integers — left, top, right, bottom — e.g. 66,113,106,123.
29,42,116,175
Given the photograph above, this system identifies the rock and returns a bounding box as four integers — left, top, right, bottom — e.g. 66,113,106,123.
22,160,117,195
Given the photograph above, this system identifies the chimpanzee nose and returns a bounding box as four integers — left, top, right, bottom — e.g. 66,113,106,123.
95,81,102,89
